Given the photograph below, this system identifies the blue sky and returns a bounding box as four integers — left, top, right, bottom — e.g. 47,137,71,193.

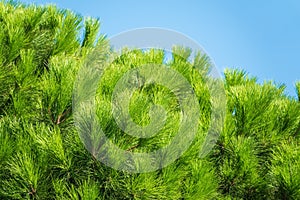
21,0,300,97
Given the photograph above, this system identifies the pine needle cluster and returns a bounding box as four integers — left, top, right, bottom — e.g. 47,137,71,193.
0,1,299,199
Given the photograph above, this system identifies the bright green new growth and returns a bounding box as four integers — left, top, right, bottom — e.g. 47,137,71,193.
0,2,299,199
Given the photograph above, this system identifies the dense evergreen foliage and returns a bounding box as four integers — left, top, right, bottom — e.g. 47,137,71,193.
0,2,299,199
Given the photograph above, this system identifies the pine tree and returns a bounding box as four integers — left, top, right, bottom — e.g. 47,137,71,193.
0,1,299,199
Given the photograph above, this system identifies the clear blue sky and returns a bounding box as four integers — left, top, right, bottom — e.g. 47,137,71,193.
21,0,300,97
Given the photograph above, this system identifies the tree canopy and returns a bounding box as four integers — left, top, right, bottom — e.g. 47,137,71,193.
0,1,299,199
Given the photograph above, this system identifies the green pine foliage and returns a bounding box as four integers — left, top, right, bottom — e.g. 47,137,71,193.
0,1,299,199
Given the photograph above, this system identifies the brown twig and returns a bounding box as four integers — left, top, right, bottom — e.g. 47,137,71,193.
126,144,139,152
